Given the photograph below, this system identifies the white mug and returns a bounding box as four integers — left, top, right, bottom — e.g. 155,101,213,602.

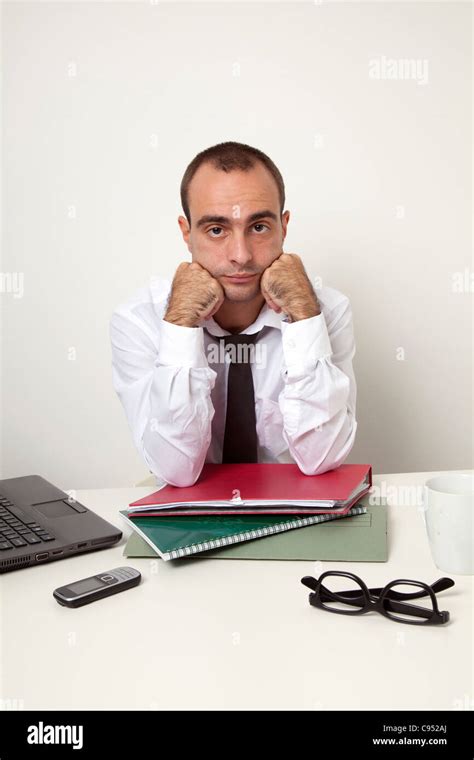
423,473,474,575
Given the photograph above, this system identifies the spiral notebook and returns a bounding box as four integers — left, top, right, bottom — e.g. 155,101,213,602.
123,498,387,562
119,504,368,561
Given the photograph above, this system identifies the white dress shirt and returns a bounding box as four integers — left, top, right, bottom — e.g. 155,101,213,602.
110,275,357,487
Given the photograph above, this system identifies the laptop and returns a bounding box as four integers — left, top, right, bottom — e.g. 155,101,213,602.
0,474,122,573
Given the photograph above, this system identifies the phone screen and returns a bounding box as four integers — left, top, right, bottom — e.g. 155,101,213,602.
66,576,106,595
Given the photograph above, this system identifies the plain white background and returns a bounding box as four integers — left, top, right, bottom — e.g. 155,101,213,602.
1,1,472,489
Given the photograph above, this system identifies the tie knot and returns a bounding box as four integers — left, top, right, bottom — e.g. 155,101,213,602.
204,327,265,364
221,332,260,347
204,327,264,364
221,331,262,364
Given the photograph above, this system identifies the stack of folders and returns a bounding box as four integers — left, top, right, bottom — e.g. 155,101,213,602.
120,463,374,561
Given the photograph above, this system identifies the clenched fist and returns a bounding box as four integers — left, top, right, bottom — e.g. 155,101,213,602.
164,262,225,327
260,253,321,322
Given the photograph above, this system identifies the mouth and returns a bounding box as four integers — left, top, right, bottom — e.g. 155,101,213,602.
224,274,258,284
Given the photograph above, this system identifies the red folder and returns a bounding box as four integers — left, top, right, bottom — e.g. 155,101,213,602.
128,463,373,517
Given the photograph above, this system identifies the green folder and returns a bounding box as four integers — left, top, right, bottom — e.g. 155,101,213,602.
122,495,387,562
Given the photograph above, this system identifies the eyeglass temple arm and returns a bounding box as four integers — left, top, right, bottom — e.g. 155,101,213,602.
379,598,441,619
317,577,454,601
316,589,437,619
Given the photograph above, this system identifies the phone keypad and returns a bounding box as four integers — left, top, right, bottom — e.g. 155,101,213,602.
108,567,138,582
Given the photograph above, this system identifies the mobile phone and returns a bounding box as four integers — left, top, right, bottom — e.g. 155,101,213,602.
53,566,141,607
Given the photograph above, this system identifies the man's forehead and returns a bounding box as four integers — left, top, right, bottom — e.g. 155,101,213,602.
188,161,280,217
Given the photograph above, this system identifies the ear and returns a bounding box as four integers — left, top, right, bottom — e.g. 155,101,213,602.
281,210,290,241
178,215,192,250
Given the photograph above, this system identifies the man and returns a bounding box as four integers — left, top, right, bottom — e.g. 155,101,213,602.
110,141,357,486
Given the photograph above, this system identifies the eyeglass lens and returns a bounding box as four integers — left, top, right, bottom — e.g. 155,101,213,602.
381,582,435,622
319,575,366,612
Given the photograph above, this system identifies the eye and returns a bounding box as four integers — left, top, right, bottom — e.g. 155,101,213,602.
208,226,224,237
252,223,270,233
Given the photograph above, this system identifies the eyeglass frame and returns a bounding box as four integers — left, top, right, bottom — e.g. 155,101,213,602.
301,571,454,625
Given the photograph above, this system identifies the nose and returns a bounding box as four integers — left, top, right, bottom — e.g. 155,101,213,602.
228,233,253,269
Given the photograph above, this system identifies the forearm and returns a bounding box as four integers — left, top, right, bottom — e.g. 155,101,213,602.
278,309,357,475
111,313,216,487
280,362,357,475
141,363,216,487
142,320,217,486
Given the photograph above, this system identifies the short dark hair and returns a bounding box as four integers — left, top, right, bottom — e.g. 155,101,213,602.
180,141,285,225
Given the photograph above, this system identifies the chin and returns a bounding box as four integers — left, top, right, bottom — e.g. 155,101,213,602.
223,283,261,302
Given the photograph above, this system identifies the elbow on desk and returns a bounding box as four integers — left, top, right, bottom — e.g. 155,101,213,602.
140,422,211,487
295,414,358,477
141,445,205,488
160,470,203,488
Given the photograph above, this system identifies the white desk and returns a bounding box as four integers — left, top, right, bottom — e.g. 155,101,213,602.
1,470,472,711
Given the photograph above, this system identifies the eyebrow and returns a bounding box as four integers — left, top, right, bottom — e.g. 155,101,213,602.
195,209,279,228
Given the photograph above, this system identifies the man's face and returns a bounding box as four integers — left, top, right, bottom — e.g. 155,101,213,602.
178,161,290,303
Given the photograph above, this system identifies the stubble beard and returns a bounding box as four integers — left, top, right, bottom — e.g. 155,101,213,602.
220,278,262,303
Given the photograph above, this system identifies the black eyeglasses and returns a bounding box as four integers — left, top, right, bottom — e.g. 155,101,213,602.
301,571,454,625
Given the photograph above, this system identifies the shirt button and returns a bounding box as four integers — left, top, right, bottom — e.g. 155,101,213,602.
287,339,295,349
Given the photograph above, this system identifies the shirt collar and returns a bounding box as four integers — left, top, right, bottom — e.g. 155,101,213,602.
199,301,286,337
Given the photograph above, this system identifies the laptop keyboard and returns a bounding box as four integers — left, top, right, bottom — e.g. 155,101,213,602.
0,494,55,551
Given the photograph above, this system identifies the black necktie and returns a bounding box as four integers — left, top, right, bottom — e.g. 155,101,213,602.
205,328,263,463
